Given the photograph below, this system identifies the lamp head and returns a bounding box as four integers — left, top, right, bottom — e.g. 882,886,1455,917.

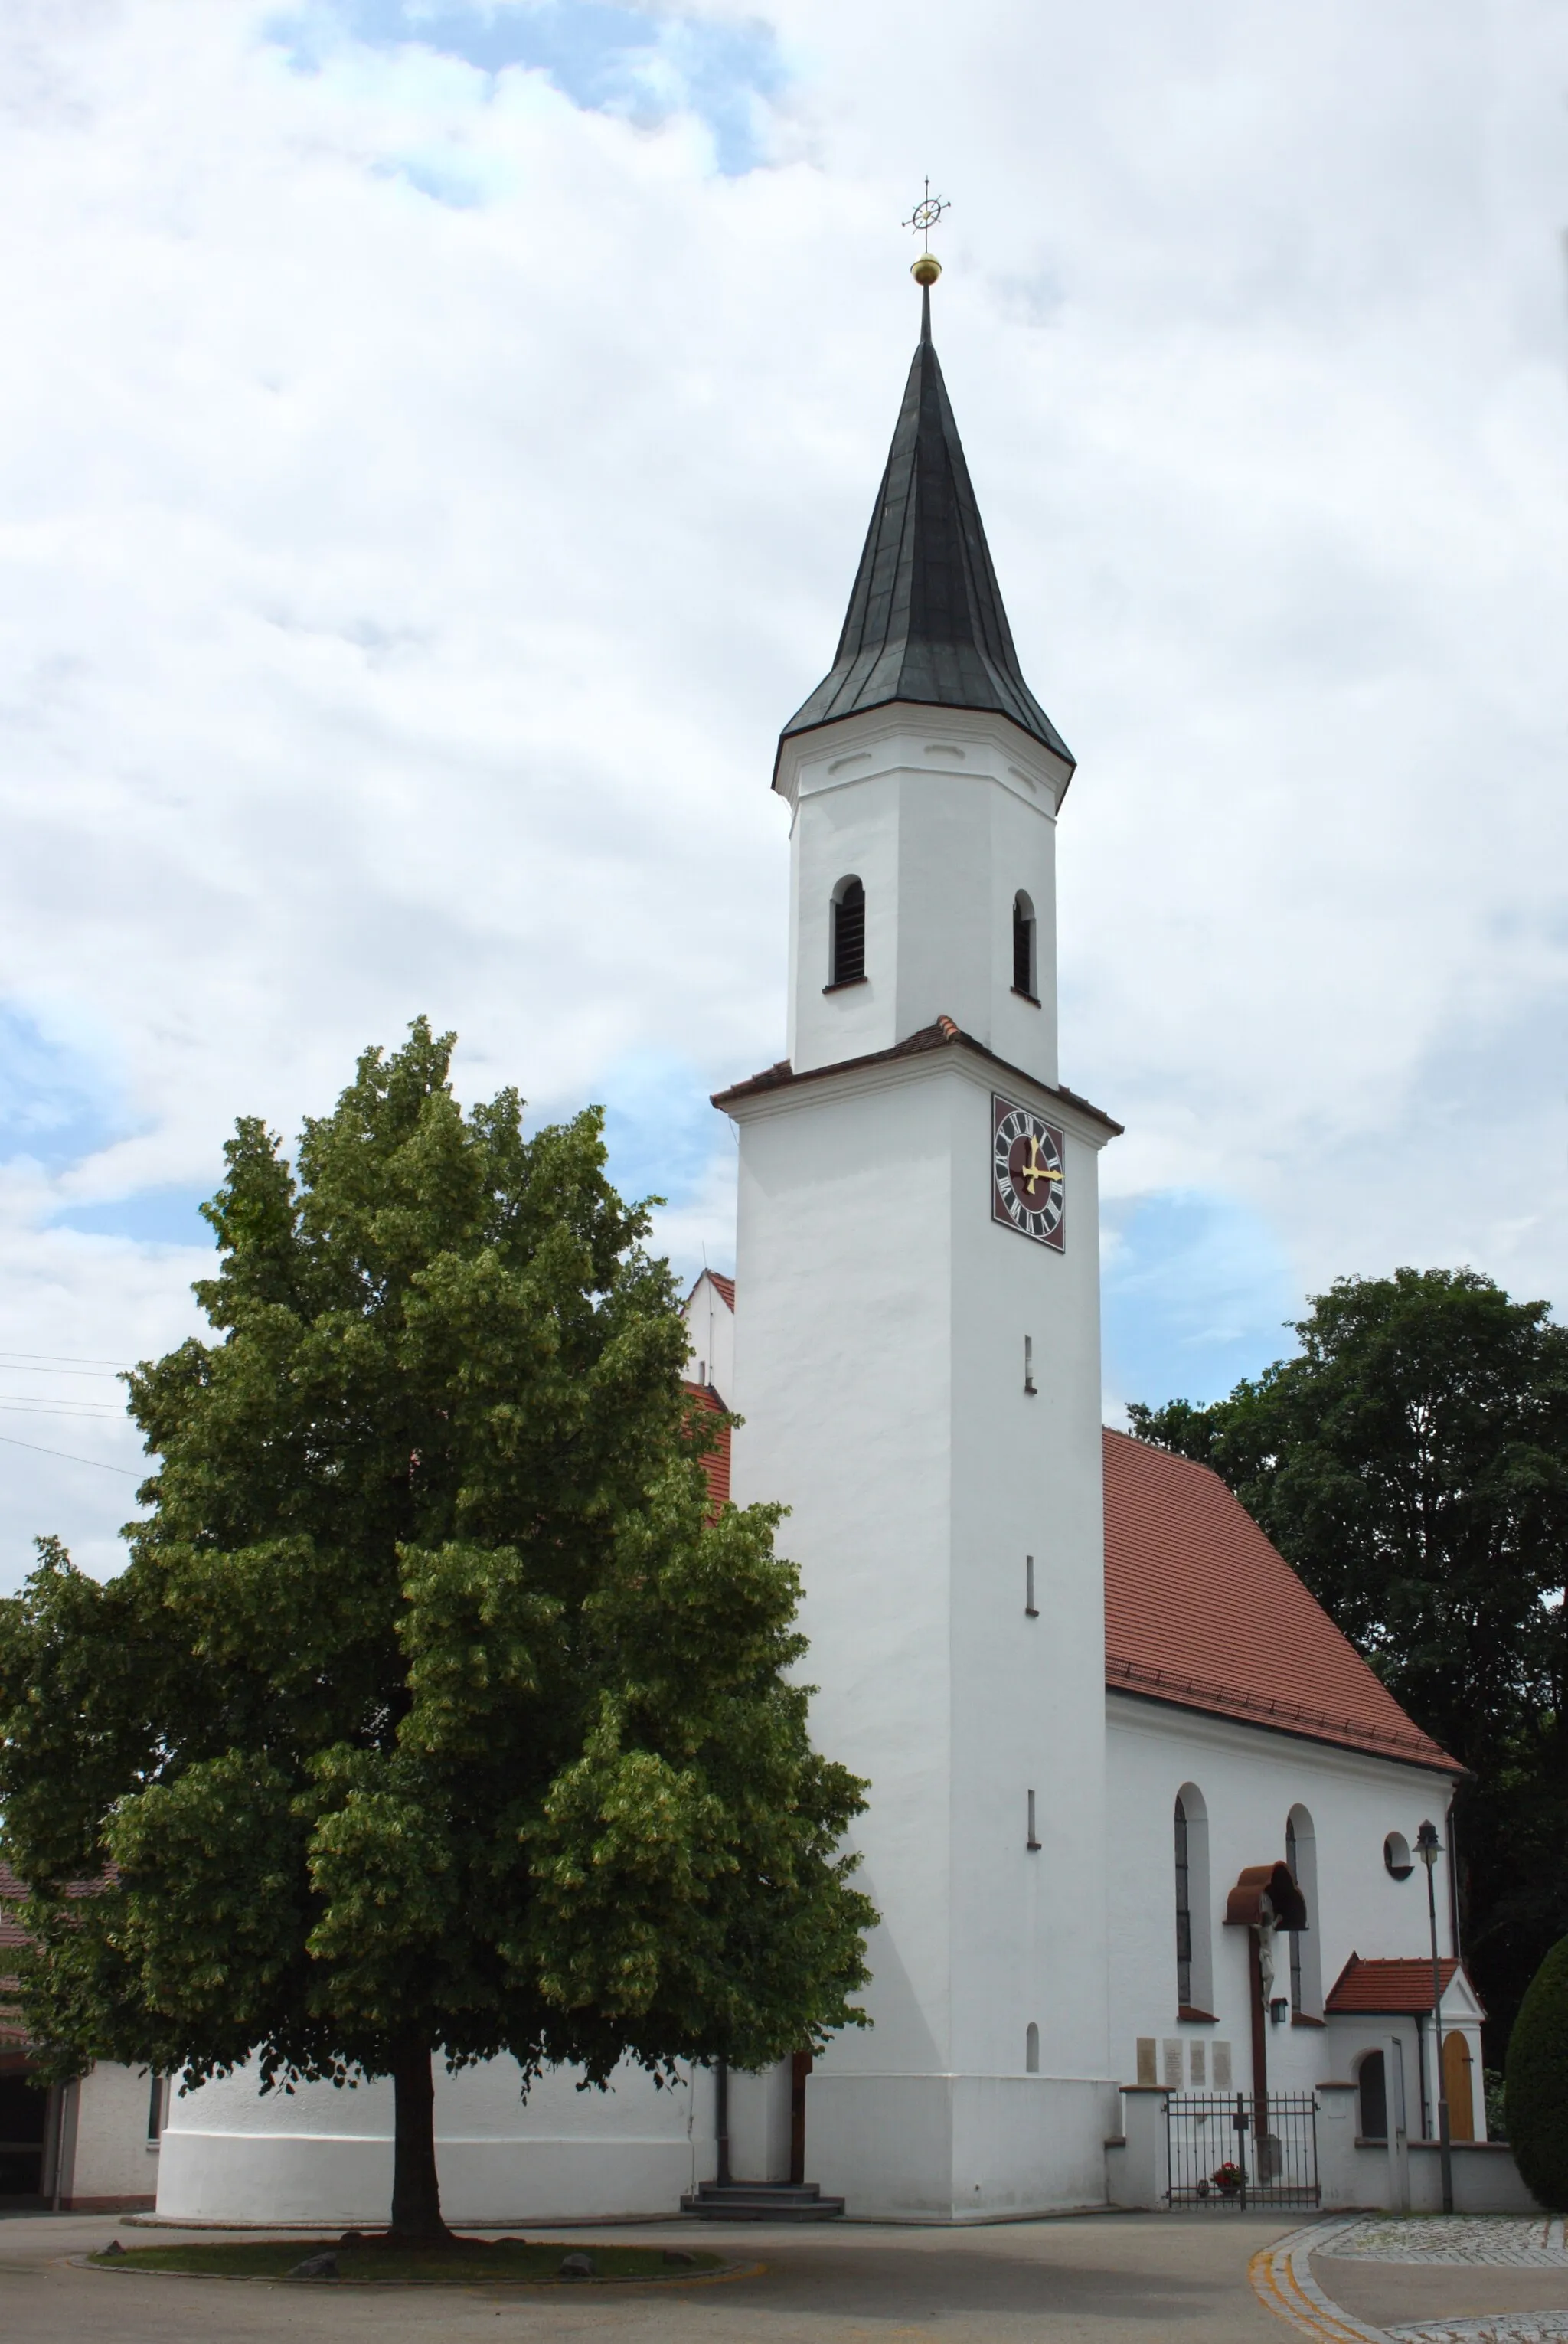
1415,1818,1442,1868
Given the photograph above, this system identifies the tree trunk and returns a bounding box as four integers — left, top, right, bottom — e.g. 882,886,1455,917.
389,2039,452,2245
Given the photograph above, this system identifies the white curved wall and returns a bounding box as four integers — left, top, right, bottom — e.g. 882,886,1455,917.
158,2054,717,2225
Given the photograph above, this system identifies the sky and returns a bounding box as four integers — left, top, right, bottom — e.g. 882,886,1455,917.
0,0,1565,1592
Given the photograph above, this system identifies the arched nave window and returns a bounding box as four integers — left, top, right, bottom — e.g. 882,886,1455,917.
1285,1806,1323,2019
1174,1785,1213,2015
1025,2022,1040,2074
1012,891,1037,1001
831,877,865,987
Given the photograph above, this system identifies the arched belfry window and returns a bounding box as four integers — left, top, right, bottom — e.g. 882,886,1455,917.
831,877,865,988
1174,1783,1214,2016
1012,891,1037,1001
1285,1806,1323,2019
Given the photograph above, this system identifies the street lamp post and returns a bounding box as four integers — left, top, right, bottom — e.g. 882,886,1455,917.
1416,1819,1454,2215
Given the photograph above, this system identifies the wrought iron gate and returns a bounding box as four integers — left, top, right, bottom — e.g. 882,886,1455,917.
1165,2091,1318,2209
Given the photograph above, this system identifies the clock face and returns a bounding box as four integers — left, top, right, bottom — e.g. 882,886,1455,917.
991,1095,1066,1250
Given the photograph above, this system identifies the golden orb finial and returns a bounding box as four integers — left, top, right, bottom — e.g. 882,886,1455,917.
903,179,950,290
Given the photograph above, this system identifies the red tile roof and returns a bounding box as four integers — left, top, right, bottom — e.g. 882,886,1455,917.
1326,1955,1475,2015
684,1270,735,1313
684,1383,732,1510
687,1282,1450,1771
1103,1430,1456,1771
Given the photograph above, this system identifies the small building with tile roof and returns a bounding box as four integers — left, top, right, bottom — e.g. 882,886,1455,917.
1,1864,167,2211
683,1266,735,1407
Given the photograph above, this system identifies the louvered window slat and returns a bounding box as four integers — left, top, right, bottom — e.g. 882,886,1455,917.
832,882,866,985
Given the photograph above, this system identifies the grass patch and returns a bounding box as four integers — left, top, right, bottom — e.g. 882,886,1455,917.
90,2237,725,2285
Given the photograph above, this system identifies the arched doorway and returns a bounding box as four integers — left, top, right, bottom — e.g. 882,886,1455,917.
1357,2050,1387,2143
1442,2032,1475,2142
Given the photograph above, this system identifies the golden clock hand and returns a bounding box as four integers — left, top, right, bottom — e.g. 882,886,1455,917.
1018,1138,1063,1195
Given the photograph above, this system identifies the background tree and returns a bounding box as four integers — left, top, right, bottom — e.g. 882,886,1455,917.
0,1021,874,2243
1130,1267,1568,2058
1507,1934,1568,2209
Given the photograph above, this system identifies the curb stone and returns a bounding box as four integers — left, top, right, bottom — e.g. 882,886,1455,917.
1383,2323,1568,2342
1251,2218,1398,2342
69,2252,766,2290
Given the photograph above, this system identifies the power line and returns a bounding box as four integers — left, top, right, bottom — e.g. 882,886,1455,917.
0,1401,129,1420
0,1430,139,1476
0,1351,131,1369
0,1362,128,1379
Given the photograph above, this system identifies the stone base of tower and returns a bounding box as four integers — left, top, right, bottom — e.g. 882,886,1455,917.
803,2074,1117,2222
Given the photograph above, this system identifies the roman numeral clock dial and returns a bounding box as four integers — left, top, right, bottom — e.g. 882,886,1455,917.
991,1095,1066,1250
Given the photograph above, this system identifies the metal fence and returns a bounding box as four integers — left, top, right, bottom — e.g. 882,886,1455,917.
1166,2091,1319,2210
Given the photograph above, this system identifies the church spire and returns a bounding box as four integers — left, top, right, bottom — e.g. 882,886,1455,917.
777,270,1073,777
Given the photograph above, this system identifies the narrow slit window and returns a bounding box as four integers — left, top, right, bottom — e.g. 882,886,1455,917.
1024,1335,1036,1394
831,878,865,986
1174,1796,1192,2009
1025,1554,1037,1616
1025,2022,1040,2074
146,2072,165,2143
1012,891,1037,1000
1027,1789,1040,1849
1286,1814,1302,2014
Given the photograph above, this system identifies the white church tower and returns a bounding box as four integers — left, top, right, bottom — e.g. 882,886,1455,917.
717,269,1122,2220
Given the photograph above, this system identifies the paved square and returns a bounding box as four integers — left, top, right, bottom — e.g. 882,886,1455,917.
1323,2222,1568,2270
0,2210,1297,2342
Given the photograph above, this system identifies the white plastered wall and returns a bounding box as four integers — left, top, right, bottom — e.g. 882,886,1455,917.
158,2057,714,2225
778,708,1067,1086
682,1270,735,1402
1106,1695,1463,2107
65,2061,159,2206
727,1046,1115,2219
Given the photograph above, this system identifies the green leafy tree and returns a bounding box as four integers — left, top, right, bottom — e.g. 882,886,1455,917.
0,1021,874,2242
1129,1267,1568,2055
1506,1936,1568,2208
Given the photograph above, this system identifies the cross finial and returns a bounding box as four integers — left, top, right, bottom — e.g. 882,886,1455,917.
903,178,949,289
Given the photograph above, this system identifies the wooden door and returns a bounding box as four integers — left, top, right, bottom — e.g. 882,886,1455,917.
1442,2030,1475,2142
789,2051,812,2185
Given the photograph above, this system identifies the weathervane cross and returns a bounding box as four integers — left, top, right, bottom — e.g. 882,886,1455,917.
903,177,950,253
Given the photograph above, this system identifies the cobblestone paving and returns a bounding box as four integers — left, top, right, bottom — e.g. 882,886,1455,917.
1322,2220,1568,2268
1385,2317,1568,2342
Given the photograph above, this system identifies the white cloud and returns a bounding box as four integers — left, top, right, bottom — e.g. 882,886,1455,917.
0,0,1565,1589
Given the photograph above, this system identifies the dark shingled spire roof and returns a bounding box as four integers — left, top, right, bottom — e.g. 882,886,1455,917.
777,288,1072,780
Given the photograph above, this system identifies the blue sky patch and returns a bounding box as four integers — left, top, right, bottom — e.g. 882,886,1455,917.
595,1047,718,1211
51,1186,217,1249
1102,1188,1299,1411
0,1005,125,1172
270,1,785,175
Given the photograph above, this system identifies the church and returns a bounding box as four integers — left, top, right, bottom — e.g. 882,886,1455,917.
146,268,1524,2228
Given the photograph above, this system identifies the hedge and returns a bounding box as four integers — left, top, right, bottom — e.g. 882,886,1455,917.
1506,1936,1568,2210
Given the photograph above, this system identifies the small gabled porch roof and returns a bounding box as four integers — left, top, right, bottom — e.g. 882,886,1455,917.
1326,1953,1485,2020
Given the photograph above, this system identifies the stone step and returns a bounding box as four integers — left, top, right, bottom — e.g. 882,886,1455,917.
679,2182,846,2221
